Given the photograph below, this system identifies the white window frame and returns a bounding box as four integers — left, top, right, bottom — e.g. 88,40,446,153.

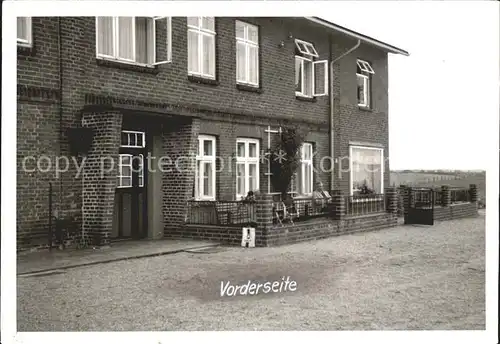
357,59,375,74
17,17,32,47
195,135,216,200
295,39,319,58
357,59,374,108
236,138,260,200
349,145,384,197
117,154,133,188
300,143,314,196
295,39,328,98
187,17,216,79
235,20,259,86
95,16,172,67
121,130,146,148
138,154,145,187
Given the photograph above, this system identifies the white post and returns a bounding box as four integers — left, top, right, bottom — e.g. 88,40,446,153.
267,125,271,194
264,125,282,195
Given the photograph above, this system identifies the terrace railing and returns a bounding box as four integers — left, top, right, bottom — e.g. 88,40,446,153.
272,197,331,224
345,194,386,217
397,184,478,215
450,187,471,204
433,188,442,206
186,200,256,226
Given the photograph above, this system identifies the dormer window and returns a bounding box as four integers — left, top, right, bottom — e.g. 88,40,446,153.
357,59,374,108
294,39,328,98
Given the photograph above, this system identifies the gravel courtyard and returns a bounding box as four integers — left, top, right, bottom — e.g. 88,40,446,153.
18,215,485,331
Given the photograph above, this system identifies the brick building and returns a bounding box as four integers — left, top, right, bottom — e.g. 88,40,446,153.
17,16,408,249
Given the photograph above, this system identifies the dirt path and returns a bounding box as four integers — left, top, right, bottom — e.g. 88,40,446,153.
17,215,485,331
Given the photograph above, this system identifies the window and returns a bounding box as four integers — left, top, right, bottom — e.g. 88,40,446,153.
357,59,374,108
349,146,384,196
121,130,145,148
236,138,259,199
138,154,145,187
188,17,216,79
116,154,144,188
299,143,314,195
96,16,171,66
195,135,216,200
295,39,328,97
17,17,32,47
117,154,133,188
236,21,259,86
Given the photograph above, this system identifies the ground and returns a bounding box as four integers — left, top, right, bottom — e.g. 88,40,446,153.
17,214,485,331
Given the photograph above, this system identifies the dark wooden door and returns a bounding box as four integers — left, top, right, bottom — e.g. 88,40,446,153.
112,130,148,239
404,187,434,226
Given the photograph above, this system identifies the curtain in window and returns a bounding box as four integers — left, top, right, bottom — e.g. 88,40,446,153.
295,58,302,92
135,17,148,64
202,34,215,76
188,30,199,73
118,17,134,60
303,60,313,96
249,164,257,192
248,45,259,84
17,17,28,40
303,163,312,194
236,42,246,81
203,162,213,196
237,164,245,196
351,148,382,194
97,17,114,56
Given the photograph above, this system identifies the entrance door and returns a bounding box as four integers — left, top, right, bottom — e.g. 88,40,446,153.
112,130,148,239
404,187,434,226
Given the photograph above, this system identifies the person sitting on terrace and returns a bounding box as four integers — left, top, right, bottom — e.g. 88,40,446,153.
242,190,257,203
312,181,332,209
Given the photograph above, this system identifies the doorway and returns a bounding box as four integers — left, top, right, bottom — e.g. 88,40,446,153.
112,130,148,239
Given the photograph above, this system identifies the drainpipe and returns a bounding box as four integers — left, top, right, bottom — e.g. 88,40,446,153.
58,17,64,212
329,39,361,191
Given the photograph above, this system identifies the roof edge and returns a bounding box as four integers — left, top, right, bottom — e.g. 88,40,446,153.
306,17,410,56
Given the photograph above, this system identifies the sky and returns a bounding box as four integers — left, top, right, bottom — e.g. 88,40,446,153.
324,1,499,170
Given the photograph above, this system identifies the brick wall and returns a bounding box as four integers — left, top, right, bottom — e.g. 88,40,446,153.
333,43,389,195
433,203,478,221
162,118,200,237
17,102,60,248
180,213,397,247
17,16,391,249
81,111,123,246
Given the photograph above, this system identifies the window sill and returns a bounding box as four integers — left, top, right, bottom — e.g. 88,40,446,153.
96,58,160,75
236,83,263,94
188,75,219,86
358,105,373,112
18,44,35,56
296,95,317,103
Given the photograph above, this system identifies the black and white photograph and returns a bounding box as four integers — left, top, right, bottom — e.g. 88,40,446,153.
2,1,499,343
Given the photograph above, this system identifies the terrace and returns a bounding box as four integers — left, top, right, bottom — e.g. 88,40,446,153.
183,188,400,246
181,183,479,247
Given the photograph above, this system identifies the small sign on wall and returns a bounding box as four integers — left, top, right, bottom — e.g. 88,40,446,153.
241,227,255,248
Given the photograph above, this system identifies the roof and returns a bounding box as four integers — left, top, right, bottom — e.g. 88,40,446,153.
305,17,409,56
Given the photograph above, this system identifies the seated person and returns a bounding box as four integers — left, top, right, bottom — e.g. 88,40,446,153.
312,181,331,208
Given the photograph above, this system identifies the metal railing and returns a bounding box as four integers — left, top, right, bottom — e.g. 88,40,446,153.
272,196,332,224
345,193,386,217
450,188,471,204
186,200,257,226
433,188,442,205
